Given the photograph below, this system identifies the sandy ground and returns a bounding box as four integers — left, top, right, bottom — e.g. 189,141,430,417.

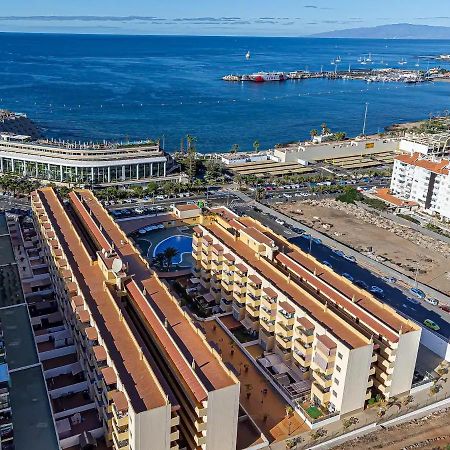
277,201,450,294
333,408,450,450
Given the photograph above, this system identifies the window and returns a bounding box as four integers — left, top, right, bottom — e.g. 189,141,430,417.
334,378,339,386
337,352,343,359
336,365,341,372
332,390,337,398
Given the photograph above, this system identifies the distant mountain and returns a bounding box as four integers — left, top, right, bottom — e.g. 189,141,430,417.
311,23,450,39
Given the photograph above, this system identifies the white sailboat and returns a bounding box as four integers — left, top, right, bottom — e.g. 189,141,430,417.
335,56,342,63
398,58,407,65
366,53,372,63
246,51,251,60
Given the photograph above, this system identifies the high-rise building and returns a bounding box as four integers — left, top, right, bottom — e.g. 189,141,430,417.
192,207,421,418
390,153,450,220
32,187,239,450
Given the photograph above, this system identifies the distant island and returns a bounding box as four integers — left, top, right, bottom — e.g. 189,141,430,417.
311,23,450,39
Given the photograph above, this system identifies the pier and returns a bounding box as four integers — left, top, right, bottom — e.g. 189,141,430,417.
223,68,433,84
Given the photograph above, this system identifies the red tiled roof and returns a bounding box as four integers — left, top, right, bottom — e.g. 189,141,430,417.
375,188,418,207
317,334,337,350
263,287,278,299
102,367,117,386
93,345,107,362
248,274,262,285
297,316,314,330
241,227,274,246
395,153,450,175
279,301,295,315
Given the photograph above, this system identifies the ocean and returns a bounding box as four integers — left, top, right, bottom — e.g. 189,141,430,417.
0,33,450,152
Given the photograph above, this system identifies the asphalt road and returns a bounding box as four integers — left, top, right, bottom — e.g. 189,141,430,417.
233,201,450,340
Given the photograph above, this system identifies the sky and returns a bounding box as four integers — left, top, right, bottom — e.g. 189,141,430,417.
0,0,449,36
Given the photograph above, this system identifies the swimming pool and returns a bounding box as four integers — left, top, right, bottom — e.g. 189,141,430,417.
153,235,193,265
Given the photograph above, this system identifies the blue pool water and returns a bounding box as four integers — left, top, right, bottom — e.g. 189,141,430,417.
153,235,193,265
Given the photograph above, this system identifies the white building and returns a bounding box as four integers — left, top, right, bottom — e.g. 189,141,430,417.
390,153,450,220
0,133,182,186
399,133,450,158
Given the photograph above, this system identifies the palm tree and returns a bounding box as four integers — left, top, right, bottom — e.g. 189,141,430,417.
163,247,179,270
253,140,260,153
285,405,294,436
230,143,240,154
342,416,359,430
153,253,165,270
320,122,331,135
402,395,414,411
310,129,318,139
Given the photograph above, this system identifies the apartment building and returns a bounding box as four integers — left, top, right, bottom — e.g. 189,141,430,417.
193,207,421,418
399,133,450,158
32,187,239,450
390,153,450,220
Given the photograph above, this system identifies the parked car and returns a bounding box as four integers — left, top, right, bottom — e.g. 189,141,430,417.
423,319,440,331
342,273,354,282
275,218,285,225
424,297,439,306
410,287,426,299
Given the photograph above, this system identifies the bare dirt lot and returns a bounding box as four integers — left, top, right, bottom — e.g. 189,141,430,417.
277,200,450,294
333,408,450,450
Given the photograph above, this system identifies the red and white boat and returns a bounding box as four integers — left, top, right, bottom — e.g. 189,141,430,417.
249,72,287,82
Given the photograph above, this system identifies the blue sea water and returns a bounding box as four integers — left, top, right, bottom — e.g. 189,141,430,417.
0,33,450,152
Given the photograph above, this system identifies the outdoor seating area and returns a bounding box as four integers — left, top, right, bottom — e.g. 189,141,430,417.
257,353,311,402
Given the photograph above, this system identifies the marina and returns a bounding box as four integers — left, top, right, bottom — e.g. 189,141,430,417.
222,68,435,84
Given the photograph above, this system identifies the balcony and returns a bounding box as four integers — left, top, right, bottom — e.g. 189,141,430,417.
246,303,260,318
260,318,275,333
276,321,294,338
293,349,311,367
312,370,332,389
275,333,292,350
311,382,331,404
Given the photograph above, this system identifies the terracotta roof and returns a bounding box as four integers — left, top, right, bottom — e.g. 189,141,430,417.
93,345,107,362
241,227,274,246
281,249,414,339
375,188,418,207
212,244,224,254
210,207,239,222
192,226,203,235
223,253,235,262
297,316,314,330
77,309,90,324
85,327,98,341
395,153,450,175
175,204,201,212
69,191,112,251
316,334,337,350
248,274,262,285
102,367,117,386
111,391,128,413
229,219,246,231
263,286,278,299
235,263,248,273
279,301,296,315
71,295,84,308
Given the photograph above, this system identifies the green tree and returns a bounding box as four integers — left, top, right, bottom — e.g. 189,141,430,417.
310,129,318,139
163,247,179,270
321,122,330,135
186,134,198,182
253,140,260,153
230,143,240,154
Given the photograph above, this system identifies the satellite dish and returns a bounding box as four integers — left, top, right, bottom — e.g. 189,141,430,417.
112,257,123,275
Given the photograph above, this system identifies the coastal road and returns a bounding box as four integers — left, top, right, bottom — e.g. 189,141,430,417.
230,191,450,341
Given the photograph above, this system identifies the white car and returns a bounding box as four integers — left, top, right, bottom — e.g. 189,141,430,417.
275,218,285,225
